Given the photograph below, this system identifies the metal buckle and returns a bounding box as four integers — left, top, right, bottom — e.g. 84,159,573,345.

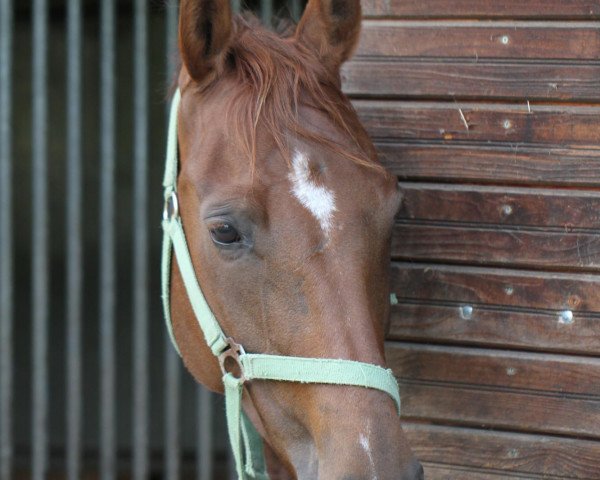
163,191,179,221
218,338,246,381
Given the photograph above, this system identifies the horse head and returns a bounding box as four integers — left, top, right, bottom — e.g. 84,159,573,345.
167,1,422,478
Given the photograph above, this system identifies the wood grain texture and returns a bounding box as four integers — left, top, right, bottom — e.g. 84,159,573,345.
354,6,600,478
386,342,600,396
397,184,600,230
342,60,600,101
405,424,600,479
354,100,600,146
392,223,600,271
388,302,600,355
362,0,600,19
421,465,526,480
377,143,600,186
391,263,600,313
357,21,600,61
421,464,541,480
400,383,600,437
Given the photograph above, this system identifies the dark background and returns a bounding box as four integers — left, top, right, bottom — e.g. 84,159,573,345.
8,1,305,477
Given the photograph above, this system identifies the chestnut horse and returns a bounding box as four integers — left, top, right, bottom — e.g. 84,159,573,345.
167,0,423,478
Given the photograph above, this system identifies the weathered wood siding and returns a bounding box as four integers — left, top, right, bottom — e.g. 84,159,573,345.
345,2,600,478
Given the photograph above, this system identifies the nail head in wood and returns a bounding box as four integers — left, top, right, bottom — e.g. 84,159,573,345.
460,305,473,320
558,310,574,325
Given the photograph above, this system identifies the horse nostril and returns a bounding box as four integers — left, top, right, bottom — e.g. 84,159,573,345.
413,460,425,480
415,462,424,479
402,459,424,480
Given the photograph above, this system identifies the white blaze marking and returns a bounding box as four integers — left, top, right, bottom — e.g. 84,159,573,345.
289,150,336,234
359,432,378,480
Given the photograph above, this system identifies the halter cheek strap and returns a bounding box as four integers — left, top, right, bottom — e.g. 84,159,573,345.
161,89,401,480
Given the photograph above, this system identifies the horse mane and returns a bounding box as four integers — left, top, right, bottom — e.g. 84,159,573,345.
182,14,382,172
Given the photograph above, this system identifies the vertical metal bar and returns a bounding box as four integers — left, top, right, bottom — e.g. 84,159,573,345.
290,0,302,21
164,350,181,480
232,0,242,14
0,0,13,478
32,0,49,478
227,442,236,480
100,0,116,479
164,2,181,478
261,0,273,26
197,387,213,480
132,0,149,478
65,0,83,478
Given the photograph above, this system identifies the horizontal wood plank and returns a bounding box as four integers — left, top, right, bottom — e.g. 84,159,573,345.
400,383,600,437
422,464,525,480
386,343,600,396
358,21,600,61
397,184,600,230
388,302,600,355
342,60,600,101
377,143,600,186
392,223,600,271
354,100,600,146
362,0,600,19
405,424,600,478
356,4,600,477
391,263,600,313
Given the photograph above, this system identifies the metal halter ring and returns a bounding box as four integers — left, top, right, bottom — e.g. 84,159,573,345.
218,338,246,381
163,191,179,221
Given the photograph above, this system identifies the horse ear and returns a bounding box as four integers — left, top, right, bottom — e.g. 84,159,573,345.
295,0,362,72
178,0,233,83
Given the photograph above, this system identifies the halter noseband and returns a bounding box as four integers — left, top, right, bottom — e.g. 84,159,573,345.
161,89,401,479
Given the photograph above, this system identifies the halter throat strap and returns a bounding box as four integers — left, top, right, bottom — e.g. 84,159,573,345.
161,89,401,479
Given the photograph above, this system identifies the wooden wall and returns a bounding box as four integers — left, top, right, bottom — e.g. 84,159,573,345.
344,1,600,478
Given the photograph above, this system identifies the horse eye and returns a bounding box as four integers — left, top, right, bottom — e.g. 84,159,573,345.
209,223,242,245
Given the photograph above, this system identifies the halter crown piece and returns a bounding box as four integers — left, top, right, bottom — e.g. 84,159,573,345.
161,89,401,479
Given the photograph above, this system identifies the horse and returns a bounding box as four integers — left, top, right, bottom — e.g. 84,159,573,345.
164,0,423,478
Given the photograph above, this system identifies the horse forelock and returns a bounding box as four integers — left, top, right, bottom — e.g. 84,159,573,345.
177,14,382,175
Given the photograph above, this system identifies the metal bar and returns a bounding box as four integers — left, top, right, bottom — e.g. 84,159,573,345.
65,0,82,478
132,0,149,478
227,443,236,480
164,340,181,480
32,0,49,478
0,0,13,478
261,0,273,26
164,351,181,480
232,0,242,14
100,0,116,478
290,0,302,21
197,387,213,480
164,2,181,478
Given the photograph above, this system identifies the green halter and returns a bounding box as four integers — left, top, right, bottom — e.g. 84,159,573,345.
161,89,401,479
